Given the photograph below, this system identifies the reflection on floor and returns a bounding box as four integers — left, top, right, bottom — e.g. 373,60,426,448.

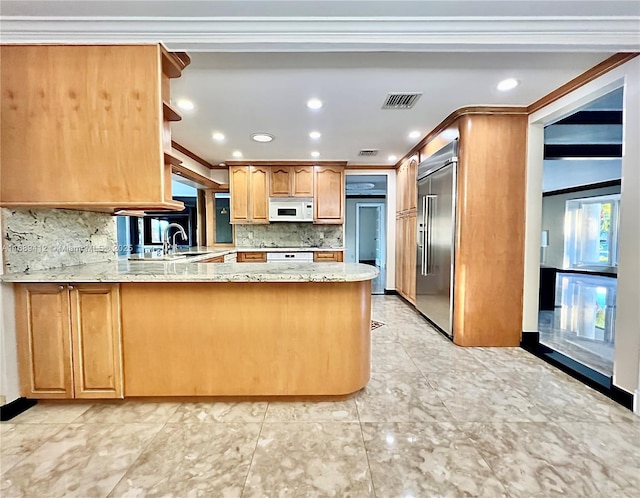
539,310,614,376
1,296,637,497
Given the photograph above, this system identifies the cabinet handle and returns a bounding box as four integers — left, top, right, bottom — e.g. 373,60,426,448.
58,285,65,290
68,285,74,290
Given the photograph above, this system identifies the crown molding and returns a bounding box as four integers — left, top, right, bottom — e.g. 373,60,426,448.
1,16,639,51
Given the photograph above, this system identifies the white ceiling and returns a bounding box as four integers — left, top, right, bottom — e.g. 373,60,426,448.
2,0,637,166
171,51,612,165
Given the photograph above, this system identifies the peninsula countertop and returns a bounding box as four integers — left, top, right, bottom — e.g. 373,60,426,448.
1,257,377,283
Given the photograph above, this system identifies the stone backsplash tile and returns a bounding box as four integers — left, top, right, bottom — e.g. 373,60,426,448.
235,223,343,248
1,208,118,273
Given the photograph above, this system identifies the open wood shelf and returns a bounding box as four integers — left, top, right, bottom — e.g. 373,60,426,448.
163,151,183,166
163,101,182,122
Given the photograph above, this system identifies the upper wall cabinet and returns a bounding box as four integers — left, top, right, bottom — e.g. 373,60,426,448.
0,44,190,213
229,165,269,224
396,155,418,214
269,166,314,197
314,165,345,224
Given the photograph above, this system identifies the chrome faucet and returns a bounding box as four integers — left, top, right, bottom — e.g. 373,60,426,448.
162,223,188,256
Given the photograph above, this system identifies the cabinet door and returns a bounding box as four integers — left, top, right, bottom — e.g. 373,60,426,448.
15,284,73,399
395,217,404,295
407,157,418,212
269,166,291,197
249,166,270,223
230,166,249,223
292,166,314,197
314,166,344,223
70,284,123,399
396,163,406,213
405,214,417,302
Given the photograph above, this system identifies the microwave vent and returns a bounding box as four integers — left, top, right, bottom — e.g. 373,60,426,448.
358,149,379,157
382,93,422,109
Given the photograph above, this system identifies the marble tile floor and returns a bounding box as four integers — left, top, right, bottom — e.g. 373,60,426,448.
1,295,638,497
538,310,614,376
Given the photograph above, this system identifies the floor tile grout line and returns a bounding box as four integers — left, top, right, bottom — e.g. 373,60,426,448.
103,419,172,498
355,398,378,498
239,402,268,497
455,421,521,498
103,402,182,498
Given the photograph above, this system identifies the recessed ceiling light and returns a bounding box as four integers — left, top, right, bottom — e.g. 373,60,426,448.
310,151,320,158
307,98,323,110
232,151,243,158
408,131,421,139
250,133,275,143
497,78,519,91
212,132,225,141
176,99,194,111
309,131,321,139
388,155,397,161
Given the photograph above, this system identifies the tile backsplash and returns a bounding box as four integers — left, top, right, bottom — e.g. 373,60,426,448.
235,223,343,248
1,208,118,273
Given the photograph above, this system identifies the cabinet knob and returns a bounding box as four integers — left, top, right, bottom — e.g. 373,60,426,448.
58,285,64,290
68,285,74,290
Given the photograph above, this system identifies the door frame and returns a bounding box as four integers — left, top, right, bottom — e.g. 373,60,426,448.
355,202,386,267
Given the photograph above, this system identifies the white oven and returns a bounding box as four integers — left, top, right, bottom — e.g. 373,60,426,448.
268,198,313,222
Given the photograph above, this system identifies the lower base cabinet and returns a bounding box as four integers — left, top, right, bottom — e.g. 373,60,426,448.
15,283,123,399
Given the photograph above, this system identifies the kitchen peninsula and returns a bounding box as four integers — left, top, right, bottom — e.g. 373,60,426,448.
2,251,378,399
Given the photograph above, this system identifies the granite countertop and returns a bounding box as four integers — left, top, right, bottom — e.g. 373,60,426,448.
1,247,377,283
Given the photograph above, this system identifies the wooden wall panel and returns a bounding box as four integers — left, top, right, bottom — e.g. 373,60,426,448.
121,281,371,396
453,114,528,347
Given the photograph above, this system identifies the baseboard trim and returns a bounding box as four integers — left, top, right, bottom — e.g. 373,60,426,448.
384,289,398,295
0,397,37,421
520,337,633,410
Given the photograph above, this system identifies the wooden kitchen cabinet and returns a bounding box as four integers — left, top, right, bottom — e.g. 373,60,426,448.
15,283,123,399
396,155,418,214
229,165,270,224
314,165,345,224
237,252,267,262
269,166,314,197
395,214,416,303
314,251,344,262
0,44,189,212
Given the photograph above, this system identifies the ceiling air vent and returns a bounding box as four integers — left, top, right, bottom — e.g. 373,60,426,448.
358,149,379,157
382,93,422,110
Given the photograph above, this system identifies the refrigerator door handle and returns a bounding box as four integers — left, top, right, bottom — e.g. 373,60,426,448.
419,195,427,276
424,195,436,275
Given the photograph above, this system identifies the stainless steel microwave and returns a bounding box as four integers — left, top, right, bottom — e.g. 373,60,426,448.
268,198,314,222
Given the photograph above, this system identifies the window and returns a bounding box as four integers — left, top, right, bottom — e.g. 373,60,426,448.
563,194,620,268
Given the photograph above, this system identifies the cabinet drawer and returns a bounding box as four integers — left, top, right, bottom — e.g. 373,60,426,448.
313,251,343,262
237,252,267,262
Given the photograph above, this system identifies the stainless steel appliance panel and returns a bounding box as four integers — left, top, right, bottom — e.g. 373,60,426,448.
416,161,456,337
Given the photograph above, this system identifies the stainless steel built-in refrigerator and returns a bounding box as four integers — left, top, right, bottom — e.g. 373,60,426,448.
416,141,457,338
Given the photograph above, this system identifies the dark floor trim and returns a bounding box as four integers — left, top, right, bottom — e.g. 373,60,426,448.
520,337,634,410
0,397,37,421
415,310,454,343
384,289,398,295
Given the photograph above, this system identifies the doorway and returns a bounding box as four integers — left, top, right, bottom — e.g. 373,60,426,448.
345,174,388,295
533,86,623,383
